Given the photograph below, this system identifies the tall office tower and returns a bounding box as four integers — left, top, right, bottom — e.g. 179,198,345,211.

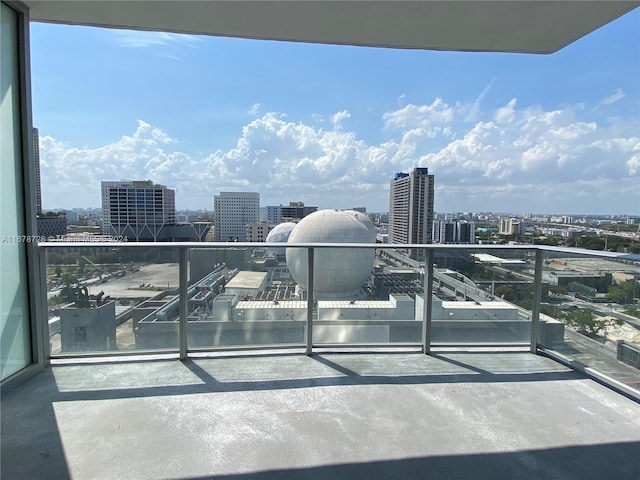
456,221,476,244
433,220,456,243
388,167,434,260
101,180,176,241
33,127,42,215
213,192,260,242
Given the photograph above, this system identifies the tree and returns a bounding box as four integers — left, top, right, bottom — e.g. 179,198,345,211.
54,266,62,279
549,285,568,297
608,280,638,305
562,308,622,338
494,286,515,301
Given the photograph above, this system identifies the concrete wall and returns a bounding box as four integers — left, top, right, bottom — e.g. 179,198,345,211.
60,301,116,352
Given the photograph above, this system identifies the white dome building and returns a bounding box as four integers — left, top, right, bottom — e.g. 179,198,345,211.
346,210,377,242
286,209,375,298
265,222,297,256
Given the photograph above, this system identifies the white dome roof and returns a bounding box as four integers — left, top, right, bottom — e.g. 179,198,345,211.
286,210,374,296
346,210,377,242
266,222,297,255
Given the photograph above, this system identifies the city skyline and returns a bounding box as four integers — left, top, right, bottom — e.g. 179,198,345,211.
31,9,639,215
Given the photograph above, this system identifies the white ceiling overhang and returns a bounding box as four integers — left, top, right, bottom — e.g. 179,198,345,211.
24,1,639,54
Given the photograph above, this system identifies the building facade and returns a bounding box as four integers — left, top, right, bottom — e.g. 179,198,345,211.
246,222,274,242
388,167,435,260
499,217,524,236
259,201,318,224
433,220,476,244
33,127,42,215
101,180,176,241
214,192,260,242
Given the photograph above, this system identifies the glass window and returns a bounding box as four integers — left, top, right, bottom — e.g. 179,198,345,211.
1,2,33,381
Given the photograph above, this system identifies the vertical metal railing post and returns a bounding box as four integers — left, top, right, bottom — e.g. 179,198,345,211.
37,246,50,366
179,246,188,360
422,248,434,355
306,247,314,356
530,249,544,353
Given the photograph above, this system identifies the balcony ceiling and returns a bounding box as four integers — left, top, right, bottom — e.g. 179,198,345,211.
25,1,639,54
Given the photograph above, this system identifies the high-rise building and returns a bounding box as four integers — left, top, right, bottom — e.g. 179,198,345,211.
433,220,475,244
34,127,67,238
499,217,523,236
388,167,434,260
214,192,260,242
456,221,476,244
33,127,42,215
101,180,176,241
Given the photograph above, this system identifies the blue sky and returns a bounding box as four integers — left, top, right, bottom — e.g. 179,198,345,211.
31,8,639,215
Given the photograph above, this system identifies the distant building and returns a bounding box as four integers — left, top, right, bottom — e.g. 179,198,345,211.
433,220,456,243
37,215,67,239
260,206,281,224
100,180,209,241
214,192,260,242
457,221,476,244
101,180,175,241
259,201,318,224
388,167,434,260
246,222,274,242
33,127,42,215
499,217,524,236
34,128,68,238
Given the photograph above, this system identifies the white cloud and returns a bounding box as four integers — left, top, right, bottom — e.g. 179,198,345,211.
40,99,639,213
600,88,626,106
494,98,517,125
112,30,203,49
332,110,351,130
382,98,455,133
249,103,263,116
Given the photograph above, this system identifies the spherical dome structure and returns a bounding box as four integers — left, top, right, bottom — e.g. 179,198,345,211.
286,210,374,296
346,210,377,242
265,222,297,256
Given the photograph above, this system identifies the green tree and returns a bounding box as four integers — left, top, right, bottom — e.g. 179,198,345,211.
549,285,568,297
608,280,637,304
562,308,622,338
54,266,62,279
494,286,515,301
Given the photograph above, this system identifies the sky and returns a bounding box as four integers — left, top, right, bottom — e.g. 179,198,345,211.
31,8,640,215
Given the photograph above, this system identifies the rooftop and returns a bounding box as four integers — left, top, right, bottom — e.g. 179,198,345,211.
2,352,639,479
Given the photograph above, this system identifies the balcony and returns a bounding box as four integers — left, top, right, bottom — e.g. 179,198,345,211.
2,242,639,479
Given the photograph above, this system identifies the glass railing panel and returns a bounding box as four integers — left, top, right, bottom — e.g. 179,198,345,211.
185,245,305,349
537,248,640,393
46,245,180,355
431,247,534,345
311,246,423,346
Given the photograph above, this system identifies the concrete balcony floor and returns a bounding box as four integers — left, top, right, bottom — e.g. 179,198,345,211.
2,351,640,480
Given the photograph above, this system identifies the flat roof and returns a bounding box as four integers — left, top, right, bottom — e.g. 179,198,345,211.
441,301,517,310
318,301,396,309
235,300,306,310
225,271,268,289
472,253,526,265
